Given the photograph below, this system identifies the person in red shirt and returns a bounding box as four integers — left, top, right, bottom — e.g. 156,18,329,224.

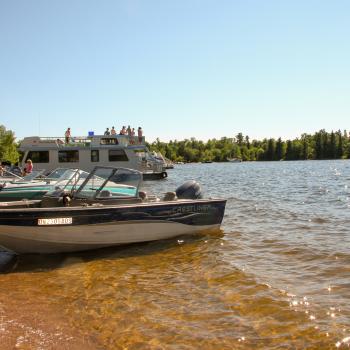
23,159,33,176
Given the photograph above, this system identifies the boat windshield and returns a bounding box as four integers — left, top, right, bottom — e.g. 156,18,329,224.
13,169,47,182
45,168,74,180
45,169,89,195
74,166,142,199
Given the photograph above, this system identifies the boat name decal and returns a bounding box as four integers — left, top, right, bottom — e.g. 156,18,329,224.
172,204,210,214
38,217,73,225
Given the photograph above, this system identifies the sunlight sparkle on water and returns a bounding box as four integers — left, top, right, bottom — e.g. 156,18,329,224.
335,336,350,348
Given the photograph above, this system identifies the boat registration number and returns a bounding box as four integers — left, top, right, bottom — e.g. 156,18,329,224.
38,217,72,225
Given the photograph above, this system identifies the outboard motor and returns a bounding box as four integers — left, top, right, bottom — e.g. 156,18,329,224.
175,180,203,199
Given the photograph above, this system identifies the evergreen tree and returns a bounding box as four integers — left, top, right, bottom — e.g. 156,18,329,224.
275,137,285,160
245,135,250,149
285,140,294,160
329,131,337,159
314,131,323,159
265,138,276,161
301,138,309,160
236,132,244,146
336,130,343,158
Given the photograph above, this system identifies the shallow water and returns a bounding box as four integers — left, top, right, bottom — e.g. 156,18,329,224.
0,160,349,349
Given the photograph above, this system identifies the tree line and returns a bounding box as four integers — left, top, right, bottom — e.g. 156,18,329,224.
0,125,349,164
148,130,350,163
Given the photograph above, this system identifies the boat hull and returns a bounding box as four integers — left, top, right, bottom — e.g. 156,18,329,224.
0,221,220,253
0,183,53,201
0,199,225,253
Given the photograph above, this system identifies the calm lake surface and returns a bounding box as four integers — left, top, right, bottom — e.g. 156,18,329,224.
0,160,349,349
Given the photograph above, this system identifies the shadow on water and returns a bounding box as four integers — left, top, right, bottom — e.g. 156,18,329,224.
0,250,18,273
0,228,224,274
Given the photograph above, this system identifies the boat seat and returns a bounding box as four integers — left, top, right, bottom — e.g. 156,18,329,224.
99,190,111,198
163,191,177,201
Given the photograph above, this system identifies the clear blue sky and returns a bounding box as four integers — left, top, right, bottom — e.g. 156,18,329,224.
0,0,349,142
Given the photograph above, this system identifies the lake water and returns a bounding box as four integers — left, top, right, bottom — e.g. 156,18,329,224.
0,160,349,349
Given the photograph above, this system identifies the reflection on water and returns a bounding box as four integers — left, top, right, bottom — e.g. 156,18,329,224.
1,160,350,349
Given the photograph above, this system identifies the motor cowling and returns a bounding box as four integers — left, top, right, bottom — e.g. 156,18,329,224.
175,180,202,199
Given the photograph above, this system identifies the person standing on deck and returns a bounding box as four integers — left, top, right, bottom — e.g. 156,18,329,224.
111,126,116,135
127,125,132,143
120,126,127,135
130,128,135,144
137,127,143,143
65,128,71,144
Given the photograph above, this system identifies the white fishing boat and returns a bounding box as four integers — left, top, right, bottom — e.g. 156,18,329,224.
0,166,226,254
19,134,168,180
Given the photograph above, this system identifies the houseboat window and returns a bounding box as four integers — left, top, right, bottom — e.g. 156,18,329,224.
58,150,79,163
109,150,128,161
26,151,49,163
100,138,119,145
91,150,99,162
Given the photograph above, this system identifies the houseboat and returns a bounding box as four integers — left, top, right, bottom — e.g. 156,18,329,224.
19,134,168,180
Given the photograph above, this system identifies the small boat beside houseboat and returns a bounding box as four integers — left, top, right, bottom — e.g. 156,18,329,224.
0,168,88,201
0,169,42,184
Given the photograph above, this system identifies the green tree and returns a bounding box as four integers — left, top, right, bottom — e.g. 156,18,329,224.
285,140,294,160
300,134,310,160
0,125,19,164
336,130,343,159
265,138,276,161
314,131,324,159
329,131,337,159
236,132,244,146
275,137,285,160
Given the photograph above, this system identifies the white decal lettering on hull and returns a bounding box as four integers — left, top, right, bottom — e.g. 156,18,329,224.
38,217,73,225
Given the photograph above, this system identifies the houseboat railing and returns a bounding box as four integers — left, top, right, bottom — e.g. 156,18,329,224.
20,135,146,148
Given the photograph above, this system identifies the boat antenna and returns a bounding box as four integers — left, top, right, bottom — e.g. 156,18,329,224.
38,113,41,136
